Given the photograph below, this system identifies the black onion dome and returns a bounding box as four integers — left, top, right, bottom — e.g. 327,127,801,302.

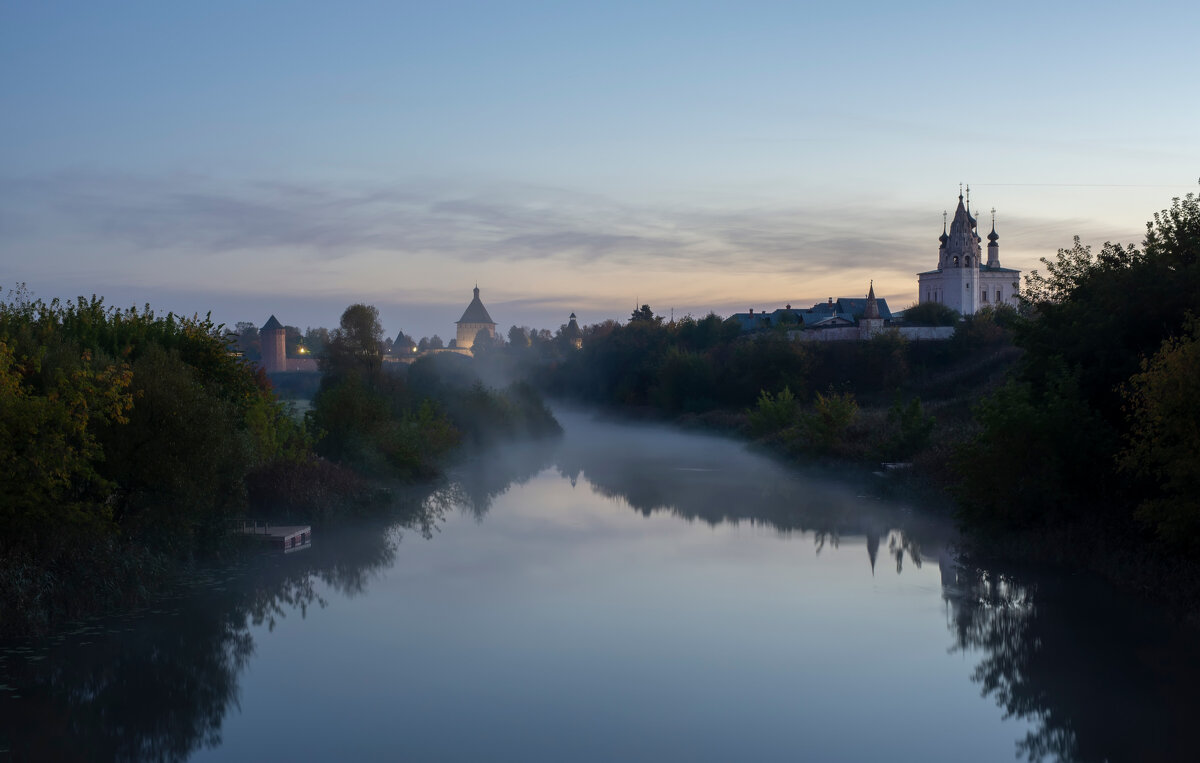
987,225,999,243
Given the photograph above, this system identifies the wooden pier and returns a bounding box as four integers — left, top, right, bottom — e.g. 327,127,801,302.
231,519,312,552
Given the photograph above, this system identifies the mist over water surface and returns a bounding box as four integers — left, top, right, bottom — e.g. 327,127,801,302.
3,408,1200,762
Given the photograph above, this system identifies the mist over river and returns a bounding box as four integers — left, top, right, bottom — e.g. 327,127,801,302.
3,408,1199,762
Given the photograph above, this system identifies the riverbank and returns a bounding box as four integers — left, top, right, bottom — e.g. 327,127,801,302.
0,294,566,639
561,395,1200,625
733,407,1200,624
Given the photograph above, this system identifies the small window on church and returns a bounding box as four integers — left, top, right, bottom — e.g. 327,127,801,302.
965,257,971,267
996,289,1002,302
981,290,988,302
953,256,959,266
966,283,970,290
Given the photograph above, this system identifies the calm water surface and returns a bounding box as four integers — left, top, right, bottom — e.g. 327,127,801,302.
3,409,1200,762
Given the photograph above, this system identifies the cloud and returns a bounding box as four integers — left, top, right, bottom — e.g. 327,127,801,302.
0,170,929,271
1,169,1140,310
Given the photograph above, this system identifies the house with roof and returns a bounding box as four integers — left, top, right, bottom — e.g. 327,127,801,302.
726,285,893,339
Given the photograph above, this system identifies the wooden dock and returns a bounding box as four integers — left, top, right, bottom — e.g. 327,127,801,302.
231,519,312,552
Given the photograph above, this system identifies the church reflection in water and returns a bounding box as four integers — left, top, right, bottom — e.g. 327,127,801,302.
4,415,1200,762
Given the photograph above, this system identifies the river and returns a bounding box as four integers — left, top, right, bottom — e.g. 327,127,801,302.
3,408,1200,762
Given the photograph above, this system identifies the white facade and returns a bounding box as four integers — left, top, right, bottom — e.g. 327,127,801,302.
917,194,1020,314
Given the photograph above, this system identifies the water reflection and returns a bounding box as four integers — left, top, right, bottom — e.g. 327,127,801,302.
3,410,1200,762
463,409,951,577
0,491,448,762
943,560,1200,762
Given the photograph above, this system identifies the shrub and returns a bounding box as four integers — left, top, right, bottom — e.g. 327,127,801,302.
900,301,958,327
803,389,859,451
747,386,798,436
880,396,935,461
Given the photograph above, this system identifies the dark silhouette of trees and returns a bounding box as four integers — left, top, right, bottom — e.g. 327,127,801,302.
900,300,958,326
629,304,661,324
1120,315,1200,547
0,287,309,633
322,304,384,379
957,188,1200,540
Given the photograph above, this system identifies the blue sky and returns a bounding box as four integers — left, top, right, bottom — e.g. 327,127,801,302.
3,1,1197,339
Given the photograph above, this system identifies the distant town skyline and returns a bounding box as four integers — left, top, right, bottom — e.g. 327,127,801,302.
3,2,1197,339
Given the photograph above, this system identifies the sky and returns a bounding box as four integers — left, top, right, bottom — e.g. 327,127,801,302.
2,1,1197,340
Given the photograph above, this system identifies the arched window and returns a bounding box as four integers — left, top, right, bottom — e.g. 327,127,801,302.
953,256,959,266
965,256,971,266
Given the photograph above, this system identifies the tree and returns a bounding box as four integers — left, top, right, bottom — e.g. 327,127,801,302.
803,389,858,451
956,188,1200,530
508,325,530,348
1120,315,1200,547
303,326,330,358
630,304,662,324
900,301,957,326
0,341,133,545
881,396,934,461
746,386,798,435
284,325,303,357
229,322,261,361
323,304,384,379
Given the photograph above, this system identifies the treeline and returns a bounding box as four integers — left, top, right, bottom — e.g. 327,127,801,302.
227,316,451,362
0,289,311,633
295,305,559,488
535,302,1017,465
0,293,559,635
956,191,1199,549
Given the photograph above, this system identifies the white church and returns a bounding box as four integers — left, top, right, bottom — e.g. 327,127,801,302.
917,190,1021,314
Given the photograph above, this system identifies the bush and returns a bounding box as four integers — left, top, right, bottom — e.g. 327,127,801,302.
803,389,859,451
747,386,798,436
246,457,374,522
901,301,958,326
880,396,935,461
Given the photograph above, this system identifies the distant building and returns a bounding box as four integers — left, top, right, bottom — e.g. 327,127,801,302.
563,312,583,349
917,191,1021,314
859,282,885,338
258,314,318,372
455,286,497,352
260,315,286,373
727,291,893,334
